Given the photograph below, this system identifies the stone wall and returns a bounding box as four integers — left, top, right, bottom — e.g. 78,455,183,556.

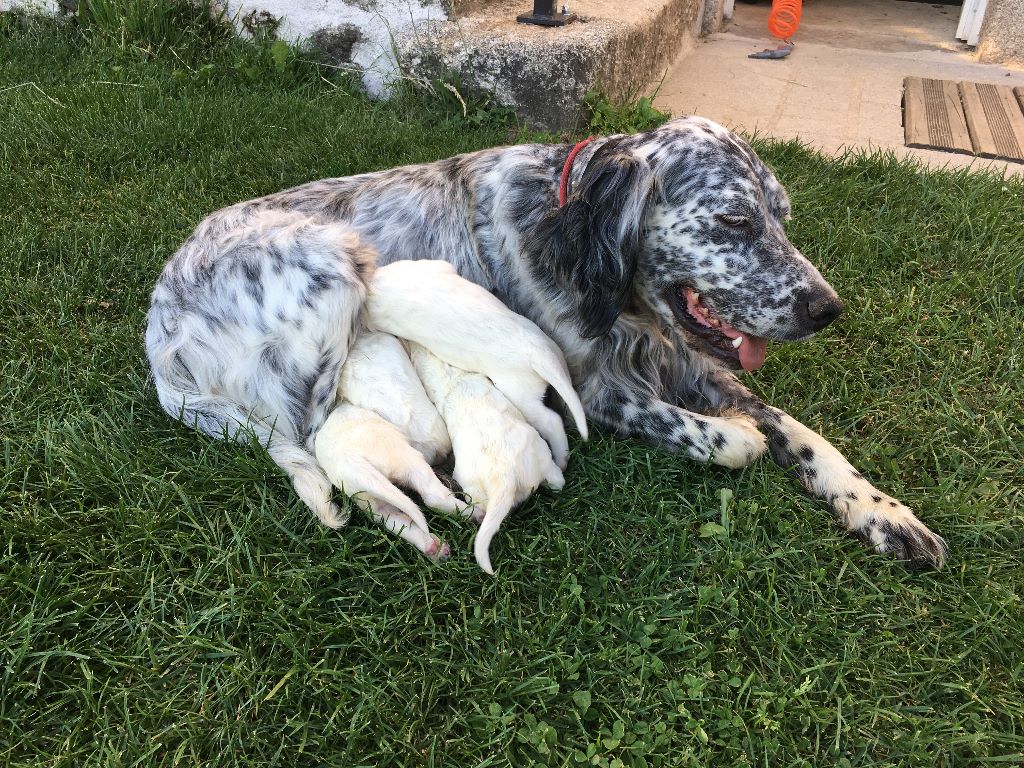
0,0,64,13
222,0,451,95
395,0,707,131
976,0,1024,68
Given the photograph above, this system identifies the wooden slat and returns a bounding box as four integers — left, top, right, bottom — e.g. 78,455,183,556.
1016,86,1024,115
903,76,971,154
979,83,1024,161
960,80,998,157
960,81,1024,161
903,77,929,148
939,79,973,153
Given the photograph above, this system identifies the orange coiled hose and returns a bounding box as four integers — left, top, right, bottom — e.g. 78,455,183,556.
768,0,802,40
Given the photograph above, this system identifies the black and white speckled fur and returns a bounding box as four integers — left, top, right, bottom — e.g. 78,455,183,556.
146,116,947,567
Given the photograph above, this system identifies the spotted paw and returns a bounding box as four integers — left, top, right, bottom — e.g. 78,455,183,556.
848,497,948,569
708,415,768,469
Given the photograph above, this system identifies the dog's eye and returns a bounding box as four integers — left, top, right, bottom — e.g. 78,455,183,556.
716,214,751,229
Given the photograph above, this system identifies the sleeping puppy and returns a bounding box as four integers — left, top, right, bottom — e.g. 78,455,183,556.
365,259,588,471
314,403,461,561
314,327,457,559
338,328,451,464
410,344,565,575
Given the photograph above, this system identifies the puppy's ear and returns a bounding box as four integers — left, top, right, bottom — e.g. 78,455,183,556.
536,139,657,339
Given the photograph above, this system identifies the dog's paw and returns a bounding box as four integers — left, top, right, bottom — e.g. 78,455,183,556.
708,415,768,469
847,497,948,569
318,502,351,530
424,536,452,563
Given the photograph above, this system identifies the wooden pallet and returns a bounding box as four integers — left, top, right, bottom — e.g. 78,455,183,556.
903,77,1024,163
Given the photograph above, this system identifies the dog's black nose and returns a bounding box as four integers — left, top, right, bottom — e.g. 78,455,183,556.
798,290,844,332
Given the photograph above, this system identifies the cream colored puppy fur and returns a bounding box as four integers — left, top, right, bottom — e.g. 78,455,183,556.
365,259,588,470
410,344,564,575
314,403,460,560
338,328,451,464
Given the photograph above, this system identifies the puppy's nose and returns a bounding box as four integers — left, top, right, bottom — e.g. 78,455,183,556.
797,290,844,332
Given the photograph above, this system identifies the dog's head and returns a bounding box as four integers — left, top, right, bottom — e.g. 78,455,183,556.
537,116,842,371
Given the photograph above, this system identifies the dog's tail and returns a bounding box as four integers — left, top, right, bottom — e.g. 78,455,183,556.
532,351,589,441
150,364,345,528
473,487,518,575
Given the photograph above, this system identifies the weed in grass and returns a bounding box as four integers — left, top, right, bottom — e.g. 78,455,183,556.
1,14,1023,768
77,0,233,55
391,74,518,132
585,88,672,135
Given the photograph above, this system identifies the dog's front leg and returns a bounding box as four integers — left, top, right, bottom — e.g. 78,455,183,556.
588,388,768,469
687,372,948,568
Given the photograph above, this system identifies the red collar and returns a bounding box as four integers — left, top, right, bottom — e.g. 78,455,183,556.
558,137,594,207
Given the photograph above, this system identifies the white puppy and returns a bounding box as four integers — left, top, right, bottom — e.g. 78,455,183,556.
365,259,588,470
338,328,451,464
410,344,565,575
314,403,460,561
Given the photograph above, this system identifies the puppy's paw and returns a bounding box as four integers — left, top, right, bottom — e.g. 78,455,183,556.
707,415,767,469
421,489,466,516
454,503,485,523
553,450,569,472
846,496,948,569
318,503,351,530
544,464,566,491
424,536,452,563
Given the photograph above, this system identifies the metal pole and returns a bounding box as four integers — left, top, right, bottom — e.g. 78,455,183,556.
517,0,578,27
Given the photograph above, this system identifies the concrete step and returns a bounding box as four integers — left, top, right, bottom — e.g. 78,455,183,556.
448,0,509,17
396,0,707,130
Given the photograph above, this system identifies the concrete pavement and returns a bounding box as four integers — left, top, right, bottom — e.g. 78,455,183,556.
654,0,1024,175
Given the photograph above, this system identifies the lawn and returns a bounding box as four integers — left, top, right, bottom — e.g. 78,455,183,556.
1,12,1022,768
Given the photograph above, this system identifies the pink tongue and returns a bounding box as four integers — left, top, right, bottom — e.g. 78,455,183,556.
683,289,768,372
738,333,767,372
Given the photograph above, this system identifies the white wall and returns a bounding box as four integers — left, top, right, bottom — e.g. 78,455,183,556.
223,0,449,95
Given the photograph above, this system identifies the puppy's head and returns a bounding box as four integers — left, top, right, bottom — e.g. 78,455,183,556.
538,116,842,372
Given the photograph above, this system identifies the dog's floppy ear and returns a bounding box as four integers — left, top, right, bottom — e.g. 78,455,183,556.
535,138,657,339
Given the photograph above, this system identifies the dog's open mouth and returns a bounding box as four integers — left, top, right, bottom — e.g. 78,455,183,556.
668,286,768,372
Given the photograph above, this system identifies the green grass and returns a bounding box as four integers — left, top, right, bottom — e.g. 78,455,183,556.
2,13,1023,768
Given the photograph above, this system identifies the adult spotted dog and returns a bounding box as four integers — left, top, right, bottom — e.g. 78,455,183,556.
146,116,947,568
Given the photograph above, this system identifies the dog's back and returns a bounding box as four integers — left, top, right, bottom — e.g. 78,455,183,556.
145,209,377,528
